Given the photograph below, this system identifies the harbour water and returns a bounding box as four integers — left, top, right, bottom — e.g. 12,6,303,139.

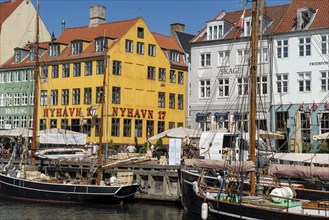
0,197,202,220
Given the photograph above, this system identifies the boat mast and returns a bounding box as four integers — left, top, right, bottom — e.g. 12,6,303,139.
97,38,108,185
249,0,262,195
31,0,40,166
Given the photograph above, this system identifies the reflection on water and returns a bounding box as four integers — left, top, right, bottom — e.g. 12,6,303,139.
0,197,202,220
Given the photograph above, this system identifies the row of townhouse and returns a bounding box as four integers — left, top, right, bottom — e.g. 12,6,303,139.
188,0,329,153
0,5,188,146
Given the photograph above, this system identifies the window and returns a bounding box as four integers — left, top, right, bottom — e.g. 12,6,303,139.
298,72,311,92
147,120,154,137
14,93,20,106
61,119,69,130
73,63,81,77
21,92,28,106
219,78,229,97
41,66,48,78
299,37,311,56
49,44,59,57
158,121,165,134
62,89,69,105
257,76,267,95
123,119,131,137
321,35,329,55
84,88,92,104
170,70,176,83
208,24,223,40
50,90,58,105
29,116,33,128
238,78,248,95
40,90,47,106
178,71,184,84
21,116,27,128
0,72,5,83
125,40,133,52
71,41,82,55
96,87,102,104
245,19,251,36
170,51,180,62
96,60,104,74
0,116,3,129
50,119,57,129
159,68,166,82
158,92,165,108
62,64,70,78
113,60,121,75
29,92,34,105
52,65,59,78
200,53,211,67
6,94,12,106
218,51,230,66
39,119,46,131
169,122,175,129
177,122,184,128
72,88,80,105
22,70,28,81
237,49,249,64
135,119,143,137
297,8,315,30
85,62,92,76
178,94,184,110
15,71,21,82
148,44,156,56
258,48,268,62
112,87,121,104
111,118,120,136
137,27,144,38
321,71,329,91
277,40,288,58
29,47,35,61
14,49,21,63
5,116,12,128
95,37,107,52
276,74,288,93
320,113,329,134
147,66,155,80
169,93,175,109
301,113,310,143
13,116,19,128
0,94,4,106
7,72,13,82
200,80,211,98
137,42,144,54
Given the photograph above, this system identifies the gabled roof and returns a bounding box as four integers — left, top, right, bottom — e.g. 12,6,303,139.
152,32,184,52
274,0,329,33
0,0,23,31
174,31,195,54
192,4,289,43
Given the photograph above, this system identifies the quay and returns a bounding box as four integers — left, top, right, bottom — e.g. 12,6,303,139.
0,158,182,203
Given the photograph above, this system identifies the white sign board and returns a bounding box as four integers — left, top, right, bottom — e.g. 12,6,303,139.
169,138,181,165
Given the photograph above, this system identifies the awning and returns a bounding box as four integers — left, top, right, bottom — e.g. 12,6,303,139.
214,112,229,117
196,112,209,117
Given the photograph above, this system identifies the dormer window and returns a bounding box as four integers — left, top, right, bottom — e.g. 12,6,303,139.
29,47,36,61
95,37,107,52
14,49,21,63
244,17,252,37
71,41,82,55
297,8,315,30
170,51,180,62
49,43,59,57
207,23,223,40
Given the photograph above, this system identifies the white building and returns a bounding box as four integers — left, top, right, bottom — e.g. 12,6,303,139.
0,0,50,65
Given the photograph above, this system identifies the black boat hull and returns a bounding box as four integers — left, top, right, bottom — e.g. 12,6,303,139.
0,173,138,204
179,169,328,220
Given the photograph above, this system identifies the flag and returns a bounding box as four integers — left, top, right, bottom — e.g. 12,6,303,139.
234,8,245,40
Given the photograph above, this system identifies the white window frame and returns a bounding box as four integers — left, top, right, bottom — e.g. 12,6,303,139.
6,94,12,106
0,94,5,106
125,40,133,52
322,35,329,55
218,78,229,97
218,51,230,66
200,53,211,67
7,72,13,82
237,49,249,64
40,90,48,106
321,70,329,92
21,116,27,128
298,72,311,92
14,93,20,106
0,116,4,129
29,92,34,105
21,93,28,106
22,70,28,81
0,72,5,83
276,73,289,94
299,37,311,57
244,18,252,37
137,42,144,54
200,79,211,98
13,116,19,128
71,41,82,55
258,48,268,63
148,44,156,56
277,39,289,58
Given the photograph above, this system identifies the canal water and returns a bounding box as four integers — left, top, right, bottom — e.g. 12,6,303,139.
0,197,204,220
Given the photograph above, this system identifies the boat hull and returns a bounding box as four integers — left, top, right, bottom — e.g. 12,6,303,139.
179,169,328,220
0,173,138,204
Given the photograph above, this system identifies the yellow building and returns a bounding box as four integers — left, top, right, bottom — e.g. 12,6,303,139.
37,6,187,147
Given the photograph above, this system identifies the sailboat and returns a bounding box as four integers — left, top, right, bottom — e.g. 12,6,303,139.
179,0,329,219
0,0,139,204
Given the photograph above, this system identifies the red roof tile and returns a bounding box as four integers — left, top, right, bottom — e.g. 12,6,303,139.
152,32,184,52
0,0,23,31
274,0,329,33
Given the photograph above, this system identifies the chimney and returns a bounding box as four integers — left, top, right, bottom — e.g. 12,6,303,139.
89,5,106,27
61,20,66,33
170,23,185,37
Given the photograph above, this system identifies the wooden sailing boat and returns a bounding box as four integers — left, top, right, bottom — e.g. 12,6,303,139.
179,0,329,219
0,0,139,204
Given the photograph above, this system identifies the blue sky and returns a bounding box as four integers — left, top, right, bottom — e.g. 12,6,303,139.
5,0,290,37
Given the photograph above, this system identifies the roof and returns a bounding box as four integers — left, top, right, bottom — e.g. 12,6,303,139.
174,31,195,54
152,32,184,52
274,0,329,33
0,0,23,31
192,4,289,43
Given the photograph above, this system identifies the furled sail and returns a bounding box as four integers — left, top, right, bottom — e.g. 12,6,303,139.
183,159,255,172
